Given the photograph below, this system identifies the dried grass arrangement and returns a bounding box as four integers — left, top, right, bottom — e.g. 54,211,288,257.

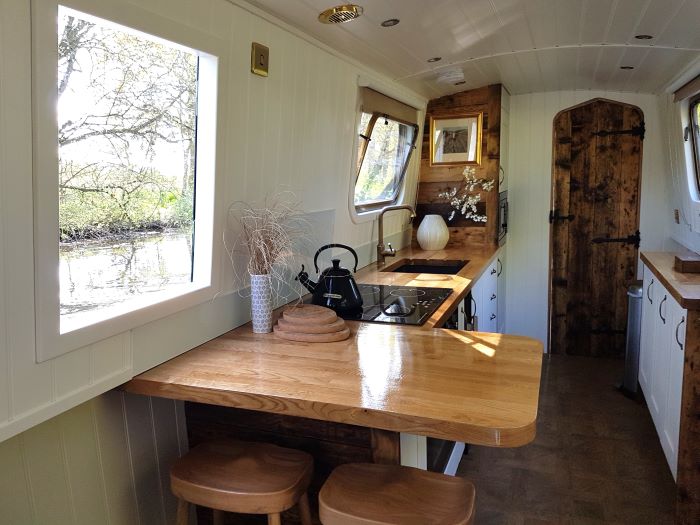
224,193,310,333
225,193,310,295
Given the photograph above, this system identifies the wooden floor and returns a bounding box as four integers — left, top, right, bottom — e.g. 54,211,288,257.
458,354,676,524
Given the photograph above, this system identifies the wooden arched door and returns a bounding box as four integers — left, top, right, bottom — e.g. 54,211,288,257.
549,99,643,357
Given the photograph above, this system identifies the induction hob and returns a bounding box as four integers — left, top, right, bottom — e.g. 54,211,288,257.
340,283,453,326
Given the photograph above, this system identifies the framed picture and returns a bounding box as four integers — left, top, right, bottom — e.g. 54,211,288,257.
429,113,483,166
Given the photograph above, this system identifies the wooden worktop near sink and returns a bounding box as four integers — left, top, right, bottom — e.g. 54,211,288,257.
354,243,501,328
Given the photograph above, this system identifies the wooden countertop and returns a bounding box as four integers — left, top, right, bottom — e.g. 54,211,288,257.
122,242,542,448
355,244,501,328
123,322,542,447
641,251,700,309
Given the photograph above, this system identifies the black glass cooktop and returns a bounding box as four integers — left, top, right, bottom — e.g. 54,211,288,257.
342,284,453,326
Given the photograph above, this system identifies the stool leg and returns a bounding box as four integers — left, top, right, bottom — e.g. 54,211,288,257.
213,509,225,525
176,499,189,525
267,513,282,525
298,492,312,525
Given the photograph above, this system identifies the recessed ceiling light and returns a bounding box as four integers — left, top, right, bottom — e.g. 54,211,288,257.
381,18,400,27
635,34,653,40
454,81,466,85
318,4,363,24
620,65,635,70
427,57,442,63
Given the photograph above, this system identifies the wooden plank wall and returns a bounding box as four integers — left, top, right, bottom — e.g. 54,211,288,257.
416,84,502,247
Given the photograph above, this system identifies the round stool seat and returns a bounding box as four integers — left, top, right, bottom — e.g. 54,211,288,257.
319,463,475,525
171,440,313,515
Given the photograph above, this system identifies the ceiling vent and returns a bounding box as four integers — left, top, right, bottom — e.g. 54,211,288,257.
318,4,363,24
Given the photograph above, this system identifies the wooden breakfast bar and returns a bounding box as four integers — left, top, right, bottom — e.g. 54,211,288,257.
123,320,543,451
122,244,543,522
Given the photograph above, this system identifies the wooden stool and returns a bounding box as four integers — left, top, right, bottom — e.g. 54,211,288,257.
319,463,475,525
170,440,313,525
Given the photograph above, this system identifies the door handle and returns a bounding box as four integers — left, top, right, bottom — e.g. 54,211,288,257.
647,279,654,304
676,316,685,350
659,295,667,324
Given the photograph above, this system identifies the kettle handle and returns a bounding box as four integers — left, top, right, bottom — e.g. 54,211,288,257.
313,243,359,273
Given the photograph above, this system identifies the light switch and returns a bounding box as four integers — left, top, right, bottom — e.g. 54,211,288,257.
251,42,269,77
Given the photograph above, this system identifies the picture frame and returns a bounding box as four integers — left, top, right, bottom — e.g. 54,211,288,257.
429,113,483,166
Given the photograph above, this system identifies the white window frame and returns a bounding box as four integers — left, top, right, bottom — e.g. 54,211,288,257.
348,81,424,224
32,0,226,361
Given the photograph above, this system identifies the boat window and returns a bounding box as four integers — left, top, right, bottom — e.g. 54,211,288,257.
690,94,700,190
354,112,418,212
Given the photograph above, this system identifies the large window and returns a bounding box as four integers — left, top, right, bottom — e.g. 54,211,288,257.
33,0,220,360
354,112,418,211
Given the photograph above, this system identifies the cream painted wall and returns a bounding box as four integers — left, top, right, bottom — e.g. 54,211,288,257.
0,0,425,441
504,90,673,351
0,392,188,525
0,0,425,522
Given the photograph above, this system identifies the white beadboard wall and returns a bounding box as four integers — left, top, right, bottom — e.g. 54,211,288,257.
0,0,425,522
0,392,188,525
504,90,673,351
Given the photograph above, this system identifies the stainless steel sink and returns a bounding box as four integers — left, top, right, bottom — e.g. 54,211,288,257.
381,258,468,275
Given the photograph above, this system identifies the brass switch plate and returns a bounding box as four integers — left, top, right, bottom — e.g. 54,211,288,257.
251,42,269,77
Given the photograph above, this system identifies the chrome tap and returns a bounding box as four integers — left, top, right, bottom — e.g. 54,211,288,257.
377,204,417,266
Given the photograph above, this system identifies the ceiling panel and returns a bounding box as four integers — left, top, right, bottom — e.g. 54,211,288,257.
247,0,700,97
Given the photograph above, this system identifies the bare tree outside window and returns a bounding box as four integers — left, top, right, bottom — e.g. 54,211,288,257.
57,6,199,320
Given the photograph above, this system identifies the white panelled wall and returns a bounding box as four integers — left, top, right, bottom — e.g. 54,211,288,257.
504,90,674,351
0,0,424,522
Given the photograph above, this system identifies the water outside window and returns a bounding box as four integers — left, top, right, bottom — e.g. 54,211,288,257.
57,6,198,327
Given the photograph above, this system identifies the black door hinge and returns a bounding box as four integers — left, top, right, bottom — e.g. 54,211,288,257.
549,209,575,223
591,230,640,249
592,122,645,140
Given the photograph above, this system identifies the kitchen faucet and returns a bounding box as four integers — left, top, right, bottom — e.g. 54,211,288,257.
376,204,417,266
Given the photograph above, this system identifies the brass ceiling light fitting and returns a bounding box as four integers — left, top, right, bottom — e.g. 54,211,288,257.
318,4,363,24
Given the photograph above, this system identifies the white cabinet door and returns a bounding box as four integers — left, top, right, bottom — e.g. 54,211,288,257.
469,259,498,332
639,265,656,395
649,284,672,430
662,297,686,479
497,248,506,333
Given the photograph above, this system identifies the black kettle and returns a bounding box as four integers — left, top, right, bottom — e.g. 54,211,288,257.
296,243,363,314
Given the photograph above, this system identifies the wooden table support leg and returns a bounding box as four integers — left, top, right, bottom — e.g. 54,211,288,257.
370,429,401,464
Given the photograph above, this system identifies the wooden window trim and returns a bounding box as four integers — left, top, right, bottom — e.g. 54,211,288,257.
690,94,700,191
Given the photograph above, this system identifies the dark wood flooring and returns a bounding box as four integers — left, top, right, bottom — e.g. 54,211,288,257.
457,354,677,524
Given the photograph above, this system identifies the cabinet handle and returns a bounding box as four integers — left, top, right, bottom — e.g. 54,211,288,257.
471,295,477,317
497,258,502,276
490,293,497,301
491,267,497,275
490,313,496,321
676,316,685,351
659,295,667,324
647,279,654,304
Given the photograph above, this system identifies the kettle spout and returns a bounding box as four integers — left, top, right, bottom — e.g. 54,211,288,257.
295,265,317,293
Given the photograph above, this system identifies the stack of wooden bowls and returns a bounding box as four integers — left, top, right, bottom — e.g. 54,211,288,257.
273,304,350,342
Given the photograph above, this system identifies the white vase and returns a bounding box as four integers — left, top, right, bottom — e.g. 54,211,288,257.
416,214,450,251
250,274,273,333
